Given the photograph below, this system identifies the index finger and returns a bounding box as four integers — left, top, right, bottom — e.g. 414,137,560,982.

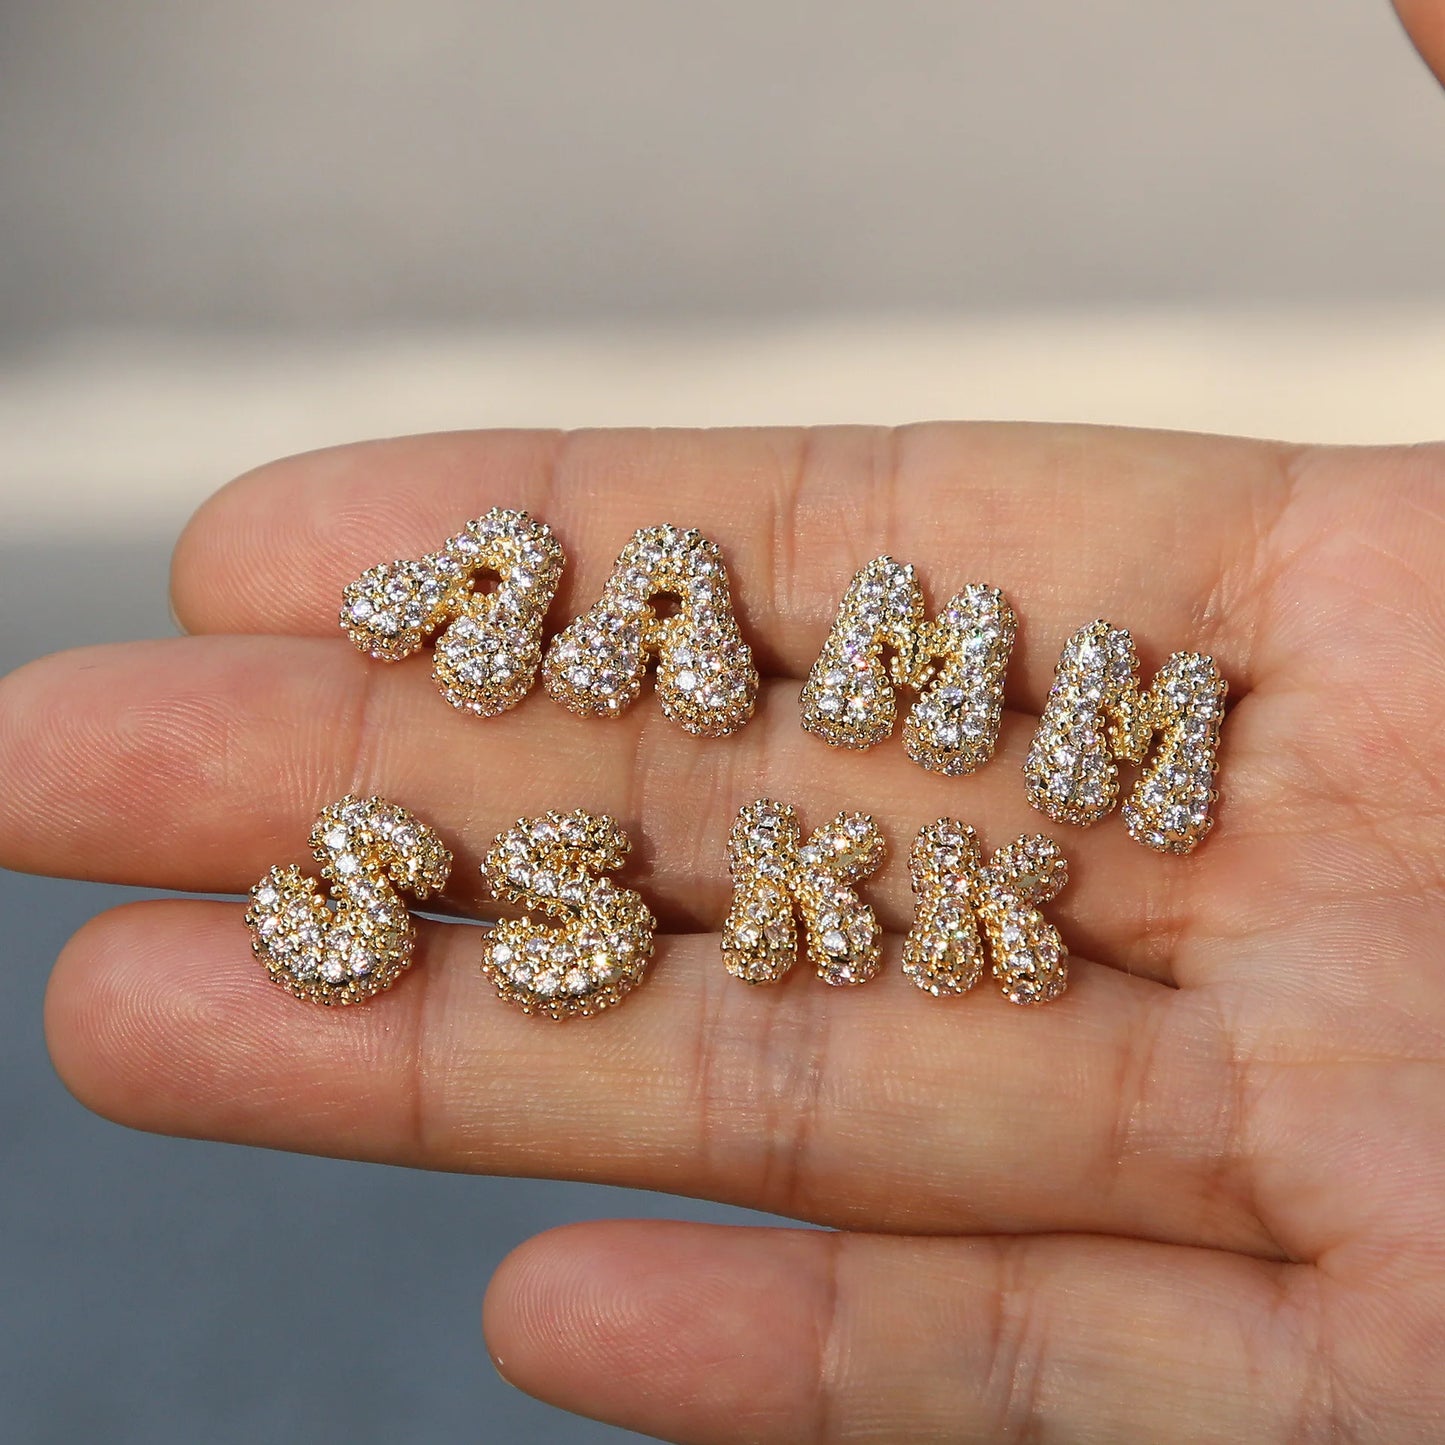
171,423,1293,706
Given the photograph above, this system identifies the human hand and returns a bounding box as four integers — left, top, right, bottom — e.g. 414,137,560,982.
1396,0,1445,83
2,424,1443,1441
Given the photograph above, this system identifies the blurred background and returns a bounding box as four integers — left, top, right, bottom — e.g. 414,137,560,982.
1,2,1443,1441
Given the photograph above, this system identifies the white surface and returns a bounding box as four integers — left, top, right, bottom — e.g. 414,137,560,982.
3,309,1443,539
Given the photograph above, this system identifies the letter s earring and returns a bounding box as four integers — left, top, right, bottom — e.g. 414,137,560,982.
480,810,657,1019
246,795,453,1004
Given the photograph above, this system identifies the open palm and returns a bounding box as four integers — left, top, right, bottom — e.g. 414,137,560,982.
2,425,1443,1441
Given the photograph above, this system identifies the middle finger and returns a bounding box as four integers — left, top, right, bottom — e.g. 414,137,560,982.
0,634,1222,978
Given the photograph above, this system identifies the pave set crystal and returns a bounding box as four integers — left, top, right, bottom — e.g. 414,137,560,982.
800,557,1016,776
721,798,886,986
903,821,1070,1005
1023,620,1227,854
245,526,1230,1011
479,810,657,1020
245,795,453,1005
542,525,759,737
341,507,565,718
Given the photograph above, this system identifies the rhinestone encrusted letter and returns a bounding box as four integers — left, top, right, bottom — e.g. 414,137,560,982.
1023,621,1227,854
542,525,759,736
480,811,657,1019
246,795,453,1005
721,798,886,986
341,507,564,717
903,820,1069,1005
799,556,1016,776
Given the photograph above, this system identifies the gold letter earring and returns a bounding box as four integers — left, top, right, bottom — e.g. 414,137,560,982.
1023,621,1227,853
721,798,885,986
542,525,759,736
246,795,453,1004
903,821,1069,1005
480,810,657,1019
341,507,564,716
799,556,1015,775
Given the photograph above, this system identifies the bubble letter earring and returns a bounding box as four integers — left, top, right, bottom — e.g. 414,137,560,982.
341,507,564,716
799,557,1015,775
903,821,1069,1005
246,795,453,1004
1023,621,1227,854
480,811,657,1019
542,525,759,736
721,798,885,986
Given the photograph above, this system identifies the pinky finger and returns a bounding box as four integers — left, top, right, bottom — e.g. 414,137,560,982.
484,1220,1325,1444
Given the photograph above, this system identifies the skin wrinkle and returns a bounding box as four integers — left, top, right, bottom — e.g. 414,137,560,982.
983,1236,1052,1445
696,943,840,1225
687,929,734,1203
526,428,568,578
1092,981,1284,1261
1227,444,1324,697
762,979,836,1226
830,429,899,595
1278,1268,1346,1445
764,425,812,662
1100,984,1179,1224
870,424,904,566
1195,983,1298,1264
1191,437,1306,703
810,1231,846,1445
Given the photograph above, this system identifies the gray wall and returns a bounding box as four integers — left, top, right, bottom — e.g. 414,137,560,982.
2,0,1443,340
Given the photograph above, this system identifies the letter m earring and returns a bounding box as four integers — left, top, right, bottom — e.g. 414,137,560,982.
1023,621,1226,853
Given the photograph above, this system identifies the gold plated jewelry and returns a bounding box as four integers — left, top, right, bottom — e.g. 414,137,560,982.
542,525,759,737
480,810,656,1019
246,795,452,1004
1023,621,1226,854
799,556,1015,775
903,820,1069,1005
341,507,564,716
721,798,885,986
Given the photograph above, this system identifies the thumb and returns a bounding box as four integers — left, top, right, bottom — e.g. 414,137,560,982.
1394,0,1445,84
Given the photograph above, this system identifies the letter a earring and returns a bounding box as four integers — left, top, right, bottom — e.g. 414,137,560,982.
1023,621,1227,853
721,798,886,985
543,525,759,736
246,795,453,1004
903,821,1069,1005
800,557,1015,775
480,810,657,1019
341,508,565,716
